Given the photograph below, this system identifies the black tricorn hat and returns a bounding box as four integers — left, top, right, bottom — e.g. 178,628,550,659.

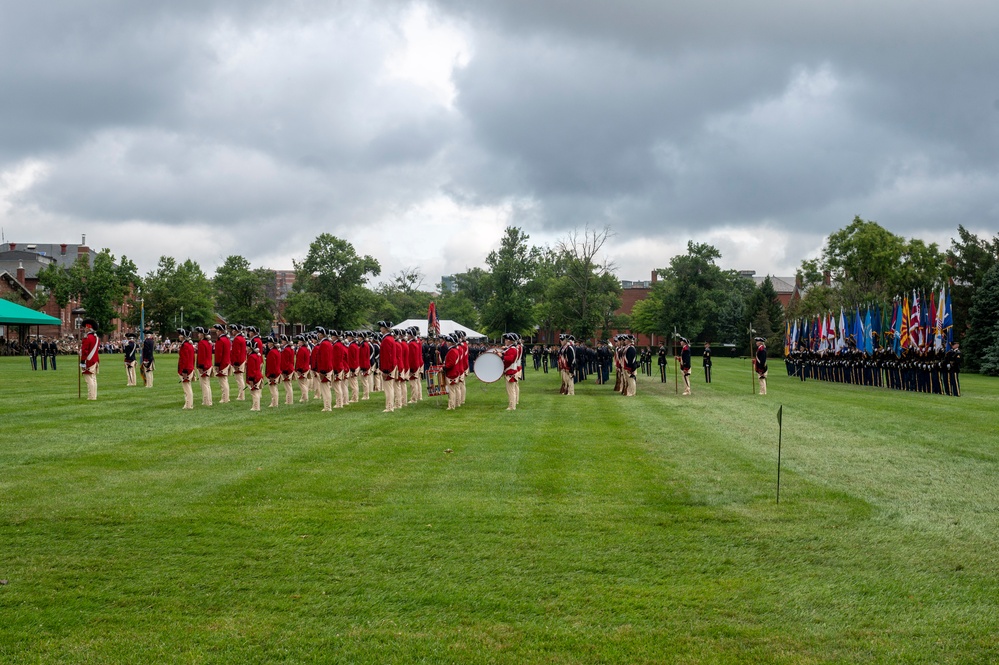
81,318,98,329
755,336,766,343
144,329,154,335
125,332,137,339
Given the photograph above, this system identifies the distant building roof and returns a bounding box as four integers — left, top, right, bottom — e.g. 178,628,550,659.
0,251,57,280
753,275,797,294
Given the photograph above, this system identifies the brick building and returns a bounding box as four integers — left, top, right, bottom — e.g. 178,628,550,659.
0,240,133,340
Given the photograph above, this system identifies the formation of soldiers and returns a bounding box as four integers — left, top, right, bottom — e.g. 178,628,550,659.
27,337,59,370
72,315,965,405
784,341,962,396
164,322,479,412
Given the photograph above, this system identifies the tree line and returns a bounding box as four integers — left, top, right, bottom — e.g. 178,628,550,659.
31,217,999,372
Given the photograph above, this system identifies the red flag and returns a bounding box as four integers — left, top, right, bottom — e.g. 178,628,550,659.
427,301,440,337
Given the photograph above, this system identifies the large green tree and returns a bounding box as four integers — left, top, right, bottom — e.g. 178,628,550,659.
283,233,380,329
964,264,999,374
213,255,276,330
37,249,138,336
140,257,215,337
545,227,621,342
480,227,537,337
630,241,752,346
744,275,785,355
371,268,435,324
800,216,947,305
946,225,999,344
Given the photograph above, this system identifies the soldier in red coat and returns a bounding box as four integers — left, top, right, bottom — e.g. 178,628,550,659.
314,327,334,412
502,333,520,411
247,326,264,359
294,335,312,403
213,324,232,403
358,333,372,400
280,334,295,405
330,330,349,408
194,327,214,407
176,328,196,410
79,318,100,401
408,328,423,403
308,332,321,399
246,342,263,412
264,336,282,408
378,321,397,412
443,334,463,410
230,324,248,401
345,331,360,404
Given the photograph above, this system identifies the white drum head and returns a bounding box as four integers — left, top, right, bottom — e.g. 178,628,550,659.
473,353,504,383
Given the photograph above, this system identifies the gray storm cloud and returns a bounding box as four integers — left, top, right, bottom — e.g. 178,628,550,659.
1,0,995,280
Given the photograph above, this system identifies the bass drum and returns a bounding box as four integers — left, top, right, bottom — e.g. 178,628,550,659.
473,352,504,383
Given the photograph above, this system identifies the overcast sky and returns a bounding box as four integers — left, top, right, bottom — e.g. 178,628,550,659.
1,0,996,286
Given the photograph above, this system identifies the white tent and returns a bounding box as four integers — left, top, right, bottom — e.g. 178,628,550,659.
396,318,487,339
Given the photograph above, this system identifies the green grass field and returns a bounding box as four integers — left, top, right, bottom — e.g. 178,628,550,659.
2,355,997,664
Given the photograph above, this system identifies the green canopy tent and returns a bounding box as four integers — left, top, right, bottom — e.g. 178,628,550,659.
0,298,62,326
0,299,63,362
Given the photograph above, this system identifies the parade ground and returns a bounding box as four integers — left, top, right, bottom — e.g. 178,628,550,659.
2,357,997,664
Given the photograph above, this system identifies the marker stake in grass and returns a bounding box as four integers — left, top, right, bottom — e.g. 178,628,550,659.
777,404,783,505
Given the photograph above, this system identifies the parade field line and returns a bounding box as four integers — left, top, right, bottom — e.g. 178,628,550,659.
1,356,998,664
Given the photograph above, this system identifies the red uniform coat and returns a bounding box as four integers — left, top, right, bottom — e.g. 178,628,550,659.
503,346,519,379
246,351,263,386
347,342,360,371
295,345,311,374
444,346,462,380
80,331,99,373
281,345,295,375
379,334,396,373
197,338,213,374
409,340,421,373
266,347,282,381
331,341,348,375
359,341,371,371
214,334,232,371
249,336,264,358
231,334,247,368
315,339,334,380
460,341,469,373
177,340,195,379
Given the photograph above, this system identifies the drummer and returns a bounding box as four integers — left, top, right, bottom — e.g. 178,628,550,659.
501,333,520,411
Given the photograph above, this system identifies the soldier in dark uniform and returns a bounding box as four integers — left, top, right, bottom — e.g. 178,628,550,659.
702,342,712,383
676,337,692,395
623,336,639,396
46,338,57,370
753,337,768,395
123,332,138,386
141,329,156,387
558,334,576,395
28,337,40,370
946,341,961,397
657,344,667,382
